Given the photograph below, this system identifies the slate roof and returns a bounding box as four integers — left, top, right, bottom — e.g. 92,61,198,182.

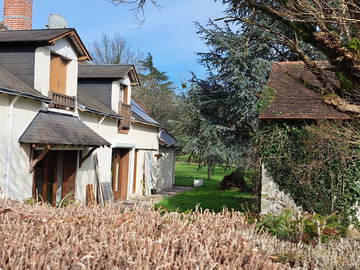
0,28,72,42
131,99,160,127
159,129,177,148
19,111,110,146
0,28,91,60
77,87,121,119
0,65,49,101
259,61,351,119
78,64,140,85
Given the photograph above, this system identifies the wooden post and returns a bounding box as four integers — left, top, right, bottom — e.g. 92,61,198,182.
86,184,96,206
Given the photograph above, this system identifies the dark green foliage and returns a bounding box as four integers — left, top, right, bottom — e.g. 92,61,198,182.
261,121,360,223
257,86,276,114
255,210,347,244
336,72,353,93
173,22,272,173
132,53,179,127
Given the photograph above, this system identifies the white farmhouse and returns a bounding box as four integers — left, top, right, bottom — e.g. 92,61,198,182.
0,0,177,205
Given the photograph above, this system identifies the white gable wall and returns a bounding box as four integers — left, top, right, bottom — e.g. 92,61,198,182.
34,37,79,97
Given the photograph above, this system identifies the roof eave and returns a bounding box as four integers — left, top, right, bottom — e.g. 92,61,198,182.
0,87,51,103
78,104,122,120
48,29,92,61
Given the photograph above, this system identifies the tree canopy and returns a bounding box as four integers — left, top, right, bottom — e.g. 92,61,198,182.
111,0,360,114
132,53,179,127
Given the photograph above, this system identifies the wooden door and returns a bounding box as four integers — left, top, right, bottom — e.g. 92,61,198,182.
50,54,68,94
61,151,78,200
34,150,77,205
133,150,138,193
112,148,130,200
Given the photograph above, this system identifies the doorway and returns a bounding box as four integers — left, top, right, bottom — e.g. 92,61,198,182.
112,148,130,200
33,150,78,206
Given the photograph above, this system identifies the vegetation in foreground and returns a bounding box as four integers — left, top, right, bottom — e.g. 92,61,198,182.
155,162,256,212
1,199,360,269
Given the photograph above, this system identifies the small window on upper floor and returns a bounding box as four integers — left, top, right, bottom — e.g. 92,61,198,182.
49,53,69,95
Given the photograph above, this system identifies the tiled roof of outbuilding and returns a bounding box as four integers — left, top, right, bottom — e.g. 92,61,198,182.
259,61,351,120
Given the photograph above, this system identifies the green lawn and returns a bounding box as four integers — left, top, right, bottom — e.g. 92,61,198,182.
155,162,256,212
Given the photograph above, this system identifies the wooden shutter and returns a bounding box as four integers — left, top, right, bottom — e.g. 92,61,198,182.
50,54,68,95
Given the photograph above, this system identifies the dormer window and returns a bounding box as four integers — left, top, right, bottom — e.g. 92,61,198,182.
50,53,69,94
49,53,75,111
118,85,131,133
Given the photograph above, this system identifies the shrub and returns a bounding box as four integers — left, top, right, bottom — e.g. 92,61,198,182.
255,210,346,245
261,120,360,223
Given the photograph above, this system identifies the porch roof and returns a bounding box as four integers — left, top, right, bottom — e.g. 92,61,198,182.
19,111,111,147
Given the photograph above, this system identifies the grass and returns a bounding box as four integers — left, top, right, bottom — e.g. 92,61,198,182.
155,162,256,212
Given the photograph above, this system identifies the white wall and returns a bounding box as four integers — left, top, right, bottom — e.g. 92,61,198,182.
111,81,121,112
2,97,42,200
34,47,50,96
0,95,9,195
79,110,160,201
34,37,79,97
154,147,176,191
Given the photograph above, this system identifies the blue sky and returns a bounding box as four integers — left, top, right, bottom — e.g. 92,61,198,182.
0,0,224,87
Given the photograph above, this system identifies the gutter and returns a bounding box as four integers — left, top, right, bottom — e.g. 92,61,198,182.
77,104,122,120
0,87,50,103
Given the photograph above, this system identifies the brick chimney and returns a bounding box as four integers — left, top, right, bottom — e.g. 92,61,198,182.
3,0,33,30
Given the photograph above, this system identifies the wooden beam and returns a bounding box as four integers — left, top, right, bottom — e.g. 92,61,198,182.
29,145,51,173
79,147,97,168
86,184,96,206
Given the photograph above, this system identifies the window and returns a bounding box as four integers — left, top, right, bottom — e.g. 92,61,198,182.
49,53,69,95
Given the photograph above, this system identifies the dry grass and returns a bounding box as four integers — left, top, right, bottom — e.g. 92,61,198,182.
0,200,359,270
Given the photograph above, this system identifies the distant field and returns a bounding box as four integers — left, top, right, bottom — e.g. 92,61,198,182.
155,162,256,212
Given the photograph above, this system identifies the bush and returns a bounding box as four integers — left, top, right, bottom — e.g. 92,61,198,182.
255,210,346,245
261,120,360,223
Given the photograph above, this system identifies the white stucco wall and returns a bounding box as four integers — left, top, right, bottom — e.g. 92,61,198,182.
0,95,9,195
34,47,51,96
111,81,121,112
2,97,42,200
34,37,79,97
154,147,176,191
78,110,160,201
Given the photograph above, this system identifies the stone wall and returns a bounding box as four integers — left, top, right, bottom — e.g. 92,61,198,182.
261,163,301,215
